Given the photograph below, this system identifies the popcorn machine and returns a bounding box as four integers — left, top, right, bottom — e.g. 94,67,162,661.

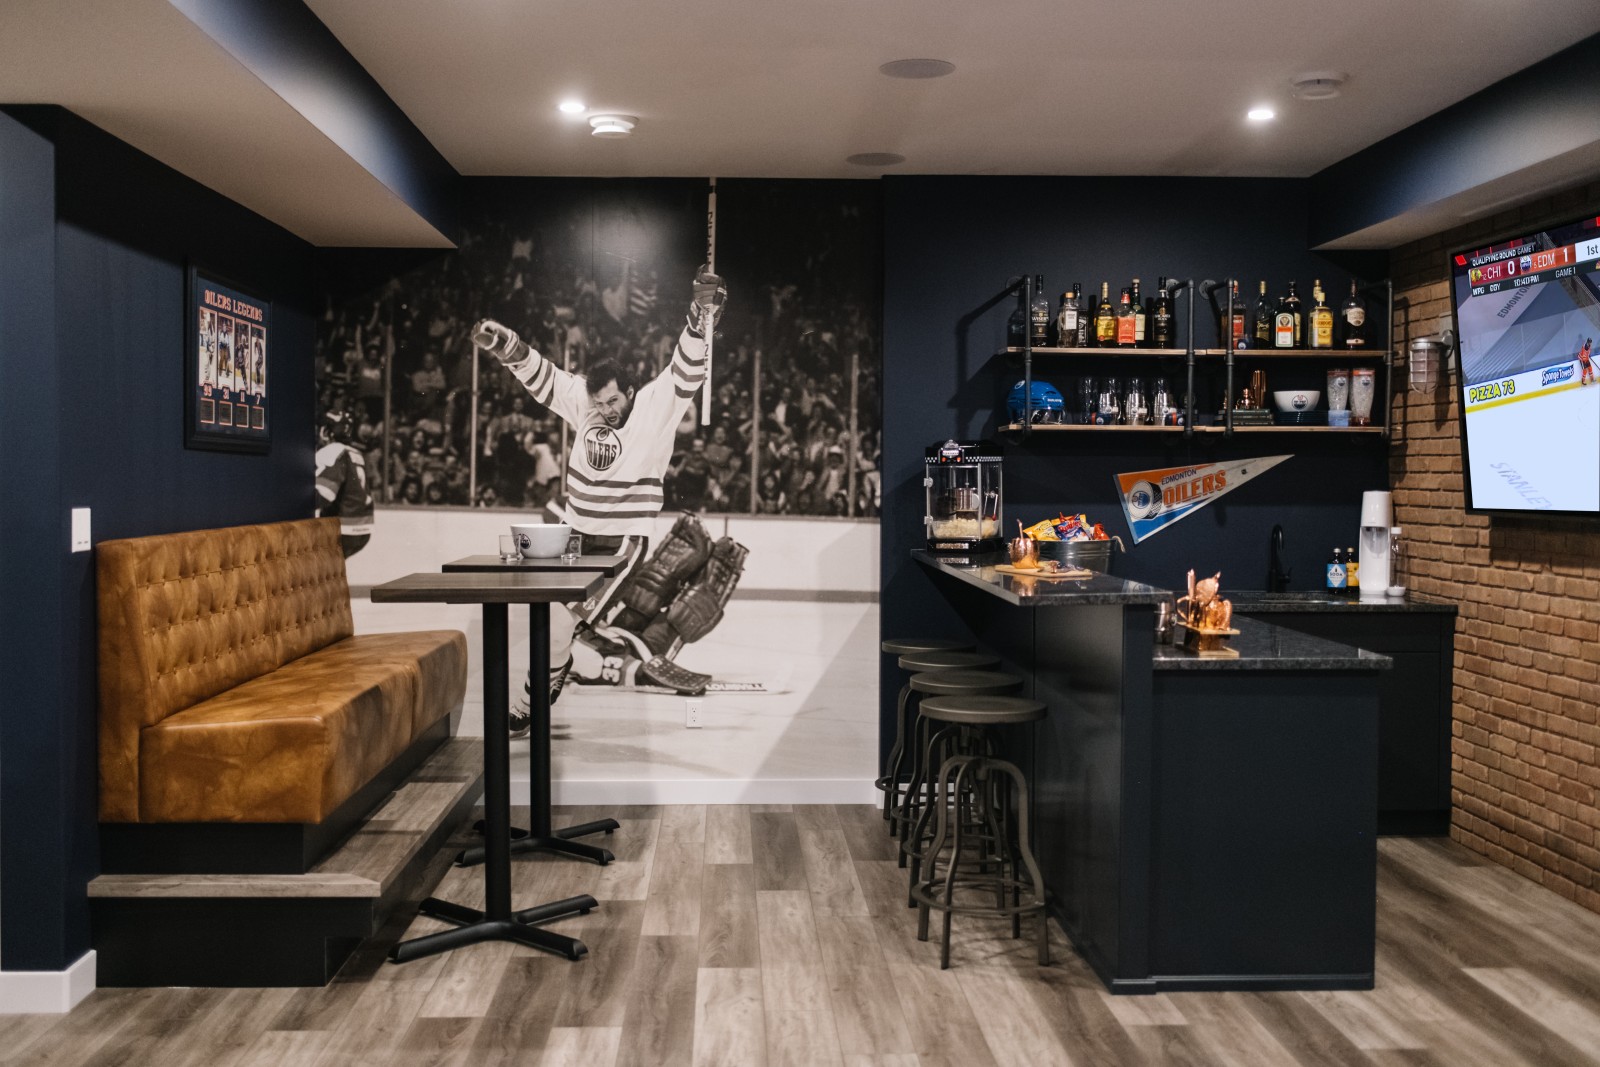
924,440,1004,554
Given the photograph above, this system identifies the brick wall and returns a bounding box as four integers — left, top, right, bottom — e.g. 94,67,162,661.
1387,178,1600,912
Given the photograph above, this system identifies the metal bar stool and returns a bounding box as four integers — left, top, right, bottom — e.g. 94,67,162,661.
877,639,975,823
911,693,1049,970
886,650,1000,847
898,669,1024,901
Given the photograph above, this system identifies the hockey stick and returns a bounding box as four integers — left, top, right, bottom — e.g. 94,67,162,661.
700,176,717,426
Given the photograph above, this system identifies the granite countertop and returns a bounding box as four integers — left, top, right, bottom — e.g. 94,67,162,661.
1228,590,1456,614
1153,617,1393,671
912,549,1171,607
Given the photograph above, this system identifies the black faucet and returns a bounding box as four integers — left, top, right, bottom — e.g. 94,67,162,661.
1268,524,1291,592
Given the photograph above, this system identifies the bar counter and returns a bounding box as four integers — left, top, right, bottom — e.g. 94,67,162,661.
913,550,1390,993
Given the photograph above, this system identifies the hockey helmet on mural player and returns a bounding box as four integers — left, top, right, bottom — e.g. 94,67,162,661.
1007,379,1066,424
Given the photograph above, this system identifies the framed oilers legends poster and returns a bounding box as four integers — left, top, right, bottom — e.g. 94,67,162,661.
187,265,271,453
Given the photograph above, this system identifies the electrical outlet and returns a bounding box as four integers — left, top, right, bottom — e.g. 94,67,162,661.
71,508,91,552
685,699,704,729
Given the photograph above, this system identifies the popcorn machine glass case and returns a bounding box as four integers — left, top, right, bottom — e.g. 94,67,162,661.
924,440,1004,554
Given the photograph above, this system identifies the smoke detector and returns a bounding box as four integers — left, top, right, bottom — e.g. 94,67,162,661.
589,115,637,138
1290,72,1347,100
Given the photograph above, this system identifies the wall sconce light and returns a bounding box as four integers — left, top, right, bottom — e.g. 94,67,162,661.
1408,330,1455,394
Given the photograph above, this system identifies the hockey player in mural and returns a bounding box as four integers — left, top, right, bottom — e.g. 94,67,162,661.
472,266,748,736
315,410,375,558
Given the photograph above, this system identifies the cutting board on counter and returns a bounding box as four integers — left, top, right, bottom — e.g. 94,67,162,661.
993,564,1095,581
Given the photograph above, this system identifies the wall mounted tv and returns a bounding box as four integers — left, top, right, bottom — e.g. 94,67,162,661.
1452,212,1600,516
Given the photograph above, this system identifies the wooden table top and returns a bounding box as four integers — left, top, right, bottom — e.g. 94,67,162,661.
442,554,627,577
370,571,605,604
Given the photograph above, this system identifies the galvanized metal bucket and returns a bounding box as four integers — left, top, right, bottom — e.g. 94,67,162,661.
1034,536,1124,574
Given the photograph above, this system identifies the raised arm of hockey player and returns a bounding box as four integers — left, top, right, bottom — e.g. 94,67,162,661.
471,320,589,427
670,266,726,403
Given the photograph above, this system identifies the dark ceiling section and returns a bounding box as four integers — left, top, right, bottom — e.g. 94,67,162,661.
1309,32,1600,249
168,0,462,245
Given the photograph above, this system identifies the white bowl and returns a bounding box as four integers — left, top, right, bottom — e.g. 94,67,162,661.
510,522,571,559
1271,389,1321,412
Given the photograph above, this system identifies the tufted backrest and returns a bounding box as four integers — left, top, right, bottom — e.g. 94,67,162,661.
97,517,354,821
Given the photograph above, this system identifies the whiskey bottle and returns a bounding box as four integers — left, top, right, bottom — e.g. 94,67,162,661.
1057,283,1081,348
1116,287,1137,348
1131,278,1148,347
1227,280,1247,349
1095,282,1116,347
1341,279,1369,348
1309,281,1334,349
1252,280,1273,349
1284,280,1304,348
1273,289,1296,348
1076,285,1094,346
1029,275,1050,347
1008,292,1025,348
1153,278,1174,349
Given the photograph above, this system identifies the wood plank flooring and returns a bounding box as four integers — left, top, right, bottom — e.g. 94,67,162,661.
9,807,1600,1066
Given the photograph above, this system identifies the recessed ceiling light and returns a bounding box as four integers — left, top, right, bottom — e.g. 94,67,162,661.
589,115,637,138
558,99,586,115
1247,107,1276,122
1291,71,1347,100
846,152,906,166
879,58,955,79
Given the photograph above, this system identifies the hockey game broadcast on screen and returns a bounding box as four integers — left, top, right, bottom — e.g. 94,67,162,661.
1453,213,1600,514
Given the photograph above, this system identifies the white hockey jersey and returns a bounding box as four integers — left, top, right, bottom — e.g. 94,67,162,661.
508,314,707,537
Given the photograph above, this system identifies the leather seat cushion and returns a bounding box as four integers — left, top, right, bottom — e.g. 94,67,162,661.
137,630,467,824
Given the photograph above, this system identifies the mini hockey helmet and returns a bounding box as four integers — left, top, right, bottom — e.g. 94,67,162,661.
1007,379,1067,424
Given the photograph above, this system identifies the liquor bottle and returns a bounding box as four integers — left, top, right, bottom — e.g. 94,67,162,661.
1153,278,1174,349
1076,286,1094,346
1273,288,1296,349
1326,547,1346,593
1252,280,1273,349
1116,287,1137,348
1131,278,1148,347
1345,545,1360,598
1008,294,1025,348
1029,275,1050,347
1095,282,1116,347
1284,280,1304,348
1057,284,1081,349
1341,279,1368,348
1309,281,1334,349
1227,280,1247,349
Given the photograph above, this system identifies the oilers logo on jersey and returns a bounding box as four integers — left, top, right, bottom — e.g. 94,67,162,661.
584,425,622,470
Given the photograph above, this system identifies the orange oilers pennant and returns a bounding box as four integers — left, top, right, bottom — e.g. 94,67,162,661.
1116,455,1291,544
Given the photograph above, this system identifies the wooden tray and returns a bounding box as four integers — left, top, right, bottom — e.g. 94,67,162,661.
994,564,1095,581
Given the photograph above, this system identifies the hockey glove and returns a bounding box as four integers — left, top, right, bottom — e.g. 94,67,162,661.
470,319,530,366
691,265,727,331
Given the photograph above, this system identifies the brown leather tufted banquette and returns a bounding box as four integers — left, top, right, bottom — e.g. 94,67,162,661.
97,517,466,825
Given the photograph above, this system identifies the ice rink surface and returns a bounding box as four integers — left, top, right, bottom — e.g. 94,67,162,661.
1465,378,1600,512
354,597,879,803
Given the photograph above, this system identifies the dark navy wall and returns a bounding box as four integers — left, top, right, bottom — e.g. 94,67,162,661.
0,107,316,972
880,175,1389,761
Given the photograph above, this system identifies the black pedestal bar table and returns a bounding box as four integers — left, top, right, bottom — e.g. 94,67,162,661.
441,554,628,868
371,569,606,963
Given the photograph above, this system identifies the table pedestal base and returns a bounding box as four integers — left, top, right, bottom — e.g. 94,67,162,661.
458,817,619,867
389,893,597,964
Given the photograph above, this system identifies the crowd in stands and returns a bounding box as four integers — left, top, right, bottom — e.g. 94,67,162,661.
315,200,881,518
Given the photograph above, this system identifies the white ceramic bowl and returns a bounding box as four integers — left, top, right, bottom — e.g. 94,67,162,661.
1271,389,1321,412
510,522,571,559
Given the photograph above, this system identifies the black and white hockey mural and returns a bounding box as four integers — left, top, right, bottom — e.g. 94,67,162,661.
317,178,882,801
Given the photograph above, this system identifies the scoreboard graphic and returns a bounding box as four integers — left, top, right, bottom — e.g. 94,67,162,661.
187,267,270,452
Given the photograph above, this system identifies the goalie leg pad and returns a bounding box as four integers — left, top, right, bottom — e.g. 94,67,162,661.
610,515,712,631
665,536,749,645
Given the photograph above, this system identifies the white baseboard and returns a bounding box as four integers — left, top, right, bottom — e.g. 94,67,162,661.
0,950,96,1014
510,778,878,806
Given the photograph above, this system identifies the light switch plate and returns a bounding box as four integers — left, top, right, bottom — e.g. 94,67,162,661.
71,508,91,552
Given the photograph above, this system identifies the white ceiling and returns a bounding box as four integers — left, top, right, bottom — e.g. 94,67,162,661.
2,1,1599,246
307,0,1600,179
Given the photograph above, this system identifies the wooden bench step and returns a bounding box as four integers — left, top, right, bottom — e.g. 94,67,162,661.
90,738,483,986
